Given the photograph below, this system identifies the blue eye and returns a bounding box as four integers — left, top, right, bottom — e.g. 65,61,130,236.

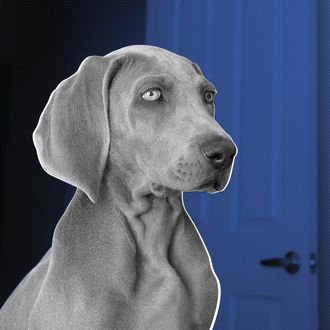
141,88,163,101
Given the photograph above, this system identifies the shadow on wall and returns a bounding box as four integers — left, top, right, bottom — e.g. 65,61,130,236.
0,0,146,306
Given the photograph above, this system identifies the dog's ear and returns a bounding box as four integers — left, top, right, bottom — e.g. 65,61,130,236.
33,55,124,203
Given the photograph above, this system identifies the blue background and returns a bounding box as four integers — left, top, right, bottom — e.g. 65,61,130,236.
0,0,329,328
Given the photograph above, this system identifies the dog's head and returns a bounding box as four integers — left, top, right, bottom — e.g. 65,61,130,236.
33,45,237,203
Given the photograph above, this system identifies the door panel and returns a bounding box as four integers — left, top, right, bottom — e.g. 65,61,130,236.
229,294,282,329
146,0,318,329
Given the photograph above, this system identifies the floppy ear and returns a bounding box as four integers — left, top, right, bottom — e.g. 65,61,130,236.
33,55,124,203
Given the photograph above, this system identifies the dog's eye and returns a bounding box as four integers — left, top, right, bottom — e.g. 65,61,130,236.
141,88,163,101
204,91,215,103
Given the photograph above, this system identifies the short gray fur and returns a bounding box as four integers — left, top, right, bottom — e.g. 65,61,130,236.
0,45,237,329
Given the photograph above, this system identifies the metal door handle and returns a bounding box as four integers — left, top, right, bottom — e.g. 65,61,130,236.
260,250,300,274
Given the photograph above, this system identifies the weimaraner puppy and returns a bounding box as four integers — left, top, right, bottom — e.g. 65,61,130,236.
0,45,237,329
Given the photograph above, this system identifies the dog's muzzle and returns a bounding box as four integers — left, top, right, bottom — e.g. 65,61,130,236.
198,134,237,192
201,136,236,170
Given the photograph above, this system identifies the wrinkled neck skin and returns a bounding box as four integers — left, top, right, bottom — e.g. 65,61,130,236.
104,160,185,261
44,158,218,329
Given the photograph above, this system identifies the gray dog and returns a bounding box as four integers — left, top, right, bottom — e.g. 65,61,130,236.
0,45,237,329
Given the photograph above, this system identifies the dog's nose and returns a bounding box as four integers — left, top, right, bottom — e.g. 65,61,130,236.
202,137,237,170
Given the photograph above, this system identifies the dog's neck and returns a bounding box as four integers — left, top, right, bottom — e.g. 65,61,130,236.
102,162,186,263
49,161,218,328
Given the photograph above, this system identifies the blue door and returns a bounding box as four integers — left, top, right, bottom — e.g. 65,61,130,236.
146,1,318,329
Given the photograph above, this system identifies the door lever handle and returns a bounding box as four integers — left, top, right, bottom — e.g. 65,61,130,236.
260,250,300,274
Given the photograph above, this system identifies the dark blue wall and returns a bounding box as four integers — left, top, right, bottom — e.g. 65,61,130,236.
0,0,146,306
318,0,330,328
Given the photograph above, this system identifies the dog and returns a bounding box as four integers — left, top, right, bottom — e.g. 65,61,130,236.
0,45,237,329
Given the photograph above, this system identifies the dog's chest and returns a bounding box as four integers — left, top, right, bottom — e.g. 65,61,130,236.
126,212,219,329
30,195,219,329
